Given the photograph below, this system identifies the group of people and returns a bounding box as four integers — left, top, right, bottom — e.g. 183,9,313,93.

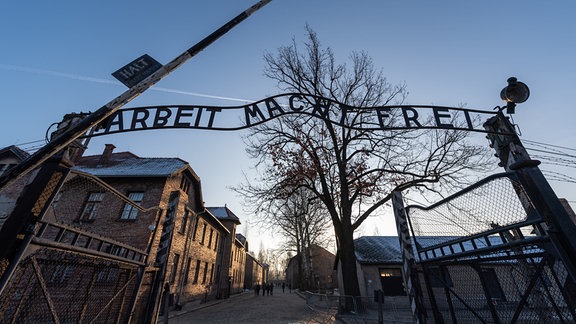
253,283,274,296
253,282,291,296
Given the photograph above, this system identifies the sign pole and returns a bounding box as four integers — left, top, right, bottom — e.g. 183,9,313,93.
0,0,272,191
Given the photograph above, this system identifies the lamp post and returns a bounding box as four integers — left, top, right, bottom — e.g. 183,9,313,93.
485,78,576,283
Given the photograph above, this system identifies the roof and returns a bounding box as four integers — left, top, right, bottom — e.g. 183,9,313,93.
74,152,187,177
236,233,247,245
354,235,508,265
199,209,230,234
355,236,404,264
235,233,247,248
0,145,30,161
206,206,241,224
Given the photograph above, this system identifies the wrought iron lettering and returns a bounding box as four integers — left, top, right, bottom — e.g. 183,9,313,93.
88,93,505,137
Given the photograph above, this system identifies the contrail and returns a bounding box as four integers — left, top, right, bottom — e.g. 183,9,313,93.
0,63,118,85
151,86,254,103
0,63,254,103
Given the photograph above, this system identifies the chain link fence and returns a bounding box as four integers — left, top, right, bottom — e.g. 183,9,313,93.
0,170,159,323
405,173,576,323
305,291,413,323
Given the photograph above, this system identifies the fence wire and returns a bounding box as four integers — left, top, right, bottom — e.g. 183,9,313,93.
305,291,413,323
405,173,576,323
0,170,158,323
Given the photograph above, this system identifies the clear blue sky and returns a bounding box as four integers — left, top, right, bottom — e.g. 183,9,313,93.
1,1,575,248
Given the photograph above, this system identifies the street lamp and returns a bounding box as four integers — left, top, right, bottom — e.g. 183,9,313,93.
500,77,530,114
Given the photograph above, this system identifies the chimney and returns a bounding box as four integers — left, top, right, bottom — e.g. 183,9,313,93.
98,144,116,165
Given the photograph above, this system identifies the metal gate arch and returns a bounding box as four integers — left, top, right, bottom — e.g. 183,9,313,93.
2,97,576,323
0,2,573,318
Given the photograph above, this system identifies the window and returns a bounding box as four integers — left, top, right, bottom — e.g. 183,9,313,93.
179,210,189,234
180,175,191,194
169,254,180,283
202,262,209,284
208,229,214,248
209,263,215,283
192,218,199,241
49,264,74,284
480,268,505,301
120,192,144,220
193,260,201,284
80,192,104,221
214,233,219,251
96,267,119,283
200,223,207,245
184,257,192,284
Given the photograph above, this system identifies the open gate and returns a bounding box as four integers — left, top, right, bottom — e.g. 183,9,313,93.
0,170,158,323
394,172,576,323
391,108,576,324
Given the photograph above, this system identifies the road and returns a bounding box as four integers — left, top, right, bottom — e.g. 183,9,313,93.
167,290,338,324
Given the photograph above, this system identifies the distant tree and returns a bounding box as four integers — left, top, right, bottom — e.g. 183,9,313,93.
240,26,492,299
256,245,288,281
275,188,332,289
239,185,332,289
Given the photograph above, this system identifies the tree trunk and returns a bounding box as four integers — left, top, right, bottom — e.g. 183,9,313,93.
339,226,361,310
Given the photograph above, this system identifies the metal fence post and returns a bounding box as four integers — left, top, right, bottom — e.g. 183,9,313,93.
392,191,428,323
484,111,576,282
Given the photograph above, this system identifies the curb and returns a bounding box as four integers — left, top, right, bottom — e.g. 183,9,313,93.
168,291,252,320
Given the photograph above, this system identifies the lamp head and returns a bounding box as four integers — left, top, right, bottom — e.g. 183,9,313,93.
500,77,530,114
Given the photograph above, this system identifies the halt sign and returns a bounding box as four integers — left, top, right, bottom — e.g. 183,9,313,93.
112,54,162,88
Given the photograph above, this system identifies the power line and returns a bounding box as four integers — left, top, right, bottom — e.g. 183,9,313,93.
523,139,576,152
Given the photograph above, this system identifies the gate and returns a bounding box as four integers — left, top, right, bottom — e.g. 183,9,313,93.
394,172,576,323
0,169,158,323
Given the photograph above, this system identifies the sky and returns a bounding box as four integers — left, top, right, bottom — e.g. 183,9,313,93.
1,1,575,253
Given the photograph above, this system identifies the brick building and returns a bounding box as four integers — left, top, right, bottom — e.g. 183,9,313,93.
0,145,31,227
69,145,259,308
285,244,337,291
244,252,265,290
206,206,245,297
0,143,269,321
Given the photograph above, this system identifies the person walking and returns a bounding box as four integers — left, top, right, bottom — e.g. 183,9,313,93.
282,282,285,293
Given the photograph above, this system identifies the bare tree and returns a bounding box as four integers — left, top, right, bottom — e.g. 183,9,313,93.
238,180,333,289
240,26,493,298
276,188,332,289
257,245,290,282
